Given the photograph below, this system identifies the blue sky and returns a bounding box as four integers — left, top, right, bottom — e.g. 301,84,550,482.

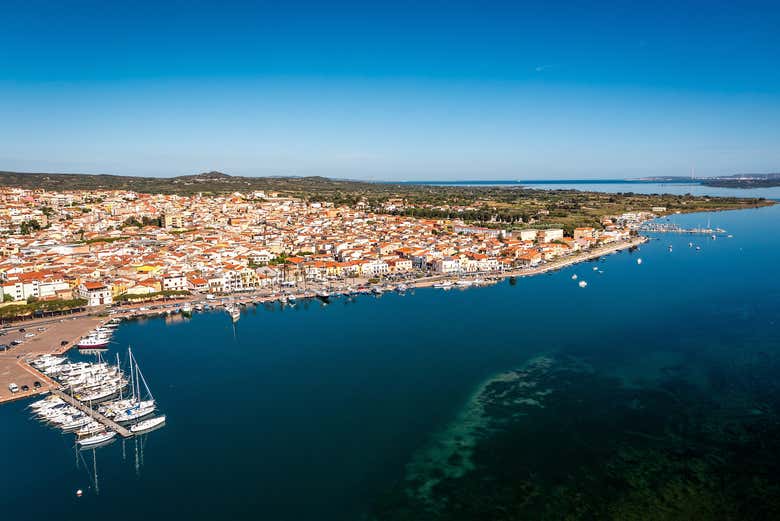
1,0,779,180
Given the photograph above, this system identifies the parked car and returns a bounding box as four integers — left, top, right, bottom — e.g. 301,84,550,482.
37,327,46,332
18,328,25,332
0,344,8,351
21,385,29,392
60,340,69,346
10,340,22,346
33,381,42,389
24,333,35,338
8,383,18,393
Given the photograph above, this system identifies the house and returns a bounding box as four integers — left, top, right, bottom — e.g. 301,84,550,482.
433,257,460,274
518,229,538,242
538,229,564,243
517,251,542,266
77,282,113,306
162,273,187,292
573,227,595,241
387,258,413,273
187,277,209,292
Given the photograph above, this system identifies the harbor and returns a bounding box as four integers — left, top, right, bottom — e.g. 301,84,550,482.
0,235,648,407
638,222,727,234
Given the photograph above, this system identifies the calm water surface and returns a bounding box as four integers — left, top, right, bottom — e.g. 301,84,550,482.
1,204,778,520
415,180,780,200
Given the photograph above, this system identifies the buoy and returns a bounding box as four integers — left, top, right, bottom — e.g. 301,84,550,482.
76,489,83,497
578,280,587,288
637,258,643,265
571,274,578,280
593,266,598,271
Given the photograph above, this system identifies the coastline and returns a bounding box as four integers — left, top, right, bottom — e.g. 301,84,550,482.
409,236,647,289
0,235,643,406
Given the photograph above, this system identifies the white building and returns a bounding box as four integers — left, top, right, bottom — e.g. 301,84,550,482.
361,260,389,277
162,274,187,292
77,282,113,307
518,229,538,242
539,229,564,243
433,257,461,274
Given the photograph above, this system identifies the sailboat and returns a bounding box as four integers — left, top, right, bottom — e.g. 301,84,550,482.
225,304,241,322
110,348,156,424
77,430,117,447
130,415,166,434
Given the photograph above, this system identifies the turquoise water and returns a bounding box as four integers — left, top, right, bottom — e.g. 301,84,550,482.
1,204,779,519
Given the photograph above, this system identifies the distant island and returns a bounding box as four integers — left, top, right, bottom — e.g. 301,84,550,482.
638,173,780,188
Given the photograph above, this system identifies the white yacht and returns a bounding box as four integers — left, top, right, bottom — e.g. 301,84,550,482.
77,335,111,349
77,430,117,447
76,421,104,438
130,415,166,434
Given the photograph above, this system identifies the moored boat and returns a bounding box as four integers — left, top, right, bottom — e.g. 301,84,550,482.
77,335,111,349
77,430,117,447
130,415,166,434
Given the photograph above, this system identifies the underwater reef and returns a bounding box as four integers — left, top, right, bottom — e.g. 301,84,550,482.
371,350,780,520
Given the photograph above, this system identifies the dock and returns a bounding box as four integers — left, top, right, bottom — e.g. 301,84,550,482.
51,388,133,438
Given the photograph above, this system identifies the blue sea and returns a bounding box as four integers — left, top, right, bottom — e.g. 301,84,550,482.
1,196,779,519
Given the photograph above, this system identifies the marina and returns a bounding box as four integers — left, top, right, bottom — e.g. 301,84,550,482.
638,222,727,234
26,345,164,445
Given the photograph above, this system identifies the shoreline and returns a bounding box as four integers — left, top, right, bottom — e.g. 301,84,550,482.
0,235,642,405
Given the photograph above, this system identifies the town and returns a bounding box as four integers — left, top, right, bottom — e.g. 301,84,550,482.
0,186,656,314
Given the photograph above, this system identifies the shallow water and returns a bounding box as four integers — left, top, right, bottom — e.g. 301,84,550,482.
1,204,779,520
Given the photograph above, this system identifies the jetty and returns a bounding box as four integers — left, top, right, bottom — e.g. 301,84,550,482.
50,388,133,438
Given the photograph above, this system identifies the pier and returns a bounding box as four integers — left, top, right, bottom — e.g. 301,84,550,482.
51,388,133,438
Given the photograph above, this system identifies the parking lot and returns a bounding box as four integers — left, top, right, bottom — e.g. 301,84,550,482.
0,315,105,403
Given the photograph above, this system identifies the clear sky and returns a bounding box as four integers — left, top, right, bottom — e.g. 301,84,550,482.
1,0,779,180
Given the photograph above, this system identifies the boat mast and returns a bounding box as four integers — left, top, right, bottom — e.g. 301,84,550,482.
128,347,135,401
116,353,123,400
134,354,154,402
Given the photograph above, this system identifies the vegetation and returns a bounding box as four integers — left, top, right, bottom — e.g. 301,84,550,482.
121,215,162,228
19,219,42,235
80,236,130,244
0,298,88,320
702,178,780,188
114,289,190,302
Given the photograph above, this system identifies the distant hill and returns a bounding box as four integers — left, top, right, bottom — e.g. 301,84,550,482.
0,170,380,196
